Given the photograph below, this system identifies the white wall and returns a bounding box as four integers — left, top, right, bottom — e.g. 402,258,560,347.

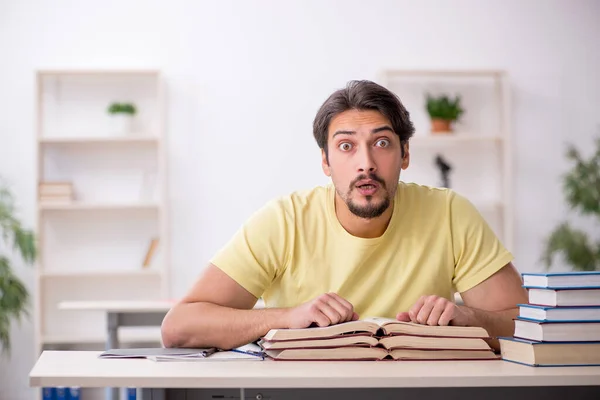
1,0,599,398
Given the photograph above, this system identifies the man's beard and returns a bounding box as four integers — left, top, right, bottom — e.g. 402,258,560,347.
347,196,390,219
340,173,391,219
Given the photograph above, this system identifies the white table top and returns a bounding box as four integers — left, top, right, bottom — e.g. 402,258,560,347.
58,300,176,313
58,299,266,313
29,351,600,389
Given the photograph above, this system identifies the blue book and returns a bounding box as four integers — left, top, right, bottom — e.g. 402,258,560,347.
518,304,600,322
68,387,80,400
126,388,137,400
522,271,600,289
498,336,600,367
42,387,55,400
55,387,67,400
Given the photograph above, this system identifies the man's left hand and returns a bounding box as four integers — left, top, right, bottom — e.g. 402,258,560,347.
396,295,469,326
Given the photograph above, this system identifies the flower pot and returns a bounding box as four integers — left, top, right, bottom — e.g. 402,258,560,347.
109,114,134,135
430,118,452,133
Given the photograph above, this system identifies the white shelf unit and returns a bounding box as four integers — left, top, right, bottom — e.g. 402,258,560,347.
379,69,513,251
33,70,169,357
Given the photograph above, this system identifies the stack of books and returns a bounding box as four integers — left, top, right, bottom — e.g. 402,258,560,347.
38,181,73,205
259,317,499,361
499,271,600,367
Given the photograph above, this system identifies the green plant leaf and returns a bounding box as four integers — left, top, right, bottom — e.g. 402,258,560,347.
542,137,600,271
563,140,600,217
0,255,30,355
541,222,599,271
0,312,10,357
425,93,464,121
0,180,35,355
107,102,136,115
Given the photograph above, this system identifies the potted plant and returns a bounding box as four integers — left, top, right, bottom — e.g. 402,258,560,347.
541,137,600,271
107,102,137,134
425,94,464,133
0,180,36,356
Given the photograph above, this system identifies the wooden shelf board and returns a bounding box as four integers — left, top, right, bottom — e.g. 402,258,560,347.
382,69,505,77
38,202,159,211
39,136,159,145
410,134,503,145
38,69,161,76
40,270,161,279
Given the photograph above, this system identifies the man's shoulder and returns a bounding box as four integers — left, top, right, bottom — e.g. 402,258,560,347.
254,185,330,224
399,181,455,205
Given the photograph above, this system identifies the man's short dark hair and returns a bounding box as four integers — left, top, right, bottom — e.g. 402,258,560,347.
313,80,415,161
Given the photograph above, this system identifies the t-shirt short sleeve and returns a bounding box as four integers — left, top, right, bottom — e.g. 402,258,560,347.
449,191,514,293
209,198,292,299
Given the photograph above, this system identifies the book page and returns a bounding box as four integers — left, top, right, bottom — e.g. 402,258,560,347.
360,316,398,326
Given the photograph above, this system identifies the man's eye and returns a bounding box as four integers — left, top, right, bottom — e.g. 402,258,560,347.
376,139,390,148
339,142,353,151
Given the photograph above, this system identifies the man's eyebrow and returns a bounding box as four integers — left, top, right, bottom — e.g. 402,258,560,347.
372,125,394,134
332,126,394,138
332,130,355,138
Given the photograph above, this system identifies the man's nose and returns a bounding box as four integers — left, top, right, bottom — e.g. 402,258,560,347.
357,147,376,173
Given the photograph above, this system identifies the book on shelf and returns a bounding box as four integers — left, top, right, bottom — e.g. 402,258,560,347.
259,317,498,361
142,237,159,268
38,181,74,204
498,271,600,367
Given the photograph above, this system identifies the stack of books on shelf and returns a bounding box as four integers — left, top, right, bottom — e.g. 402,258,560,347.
259,317,499,361
38,181,73,205
499,271,600,367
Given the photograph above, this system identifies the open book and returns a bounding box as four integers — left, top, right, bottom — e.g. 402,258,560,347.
260,317,497,361
263,317,490,341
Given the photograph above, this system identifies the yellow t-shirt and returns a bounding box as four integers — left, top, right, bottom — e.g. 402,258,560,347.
210,182,513,319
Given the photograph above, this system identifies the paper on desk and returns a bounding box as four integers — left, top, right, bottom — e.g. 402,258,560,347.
99,347,217,359
148,343,265,362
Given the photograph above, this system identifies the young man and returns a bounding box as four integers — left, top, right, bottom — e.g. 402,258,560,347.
161,80,528,351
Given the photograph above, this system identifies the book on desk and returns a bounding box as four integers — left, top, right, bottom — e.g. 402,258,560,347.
258,317,499,361
499,271,600,367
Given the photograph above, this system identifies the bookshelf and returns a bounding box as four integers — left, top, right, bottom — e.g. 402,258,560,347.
379,69,513,251
33,69,169,398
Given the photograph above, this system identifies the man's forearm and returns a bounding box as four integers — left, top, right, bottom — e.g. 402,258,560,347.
161,302,288,350
457,305,518,351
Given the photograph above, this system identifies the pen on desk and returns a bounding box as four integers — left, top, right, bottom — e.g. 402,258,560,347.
229,349,265,358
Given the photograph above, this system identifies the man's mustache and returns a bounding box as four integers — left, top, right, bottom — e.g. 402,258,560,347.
350,173,386,189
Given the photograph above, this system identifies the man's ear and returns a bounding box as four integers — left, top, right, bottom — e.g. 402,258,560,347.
321,149,331,177
401,142,410,170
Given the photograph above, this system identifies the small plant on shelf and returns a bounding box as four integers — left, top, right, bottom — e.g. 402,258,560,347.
425,94,464,133
0,180,36,356
107,102,137,134
541,137,600,271
107,102,137,115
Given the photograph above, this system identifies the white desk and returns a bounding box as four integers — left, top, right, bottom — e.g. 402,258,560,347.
30,351,600,400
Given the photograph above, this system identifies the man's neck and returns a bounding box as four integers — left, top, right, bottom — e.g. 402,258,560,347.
334,194,395,239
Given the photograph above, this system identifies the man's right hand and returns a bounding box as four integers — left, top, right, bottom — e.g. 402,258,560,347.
283,293,359,329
